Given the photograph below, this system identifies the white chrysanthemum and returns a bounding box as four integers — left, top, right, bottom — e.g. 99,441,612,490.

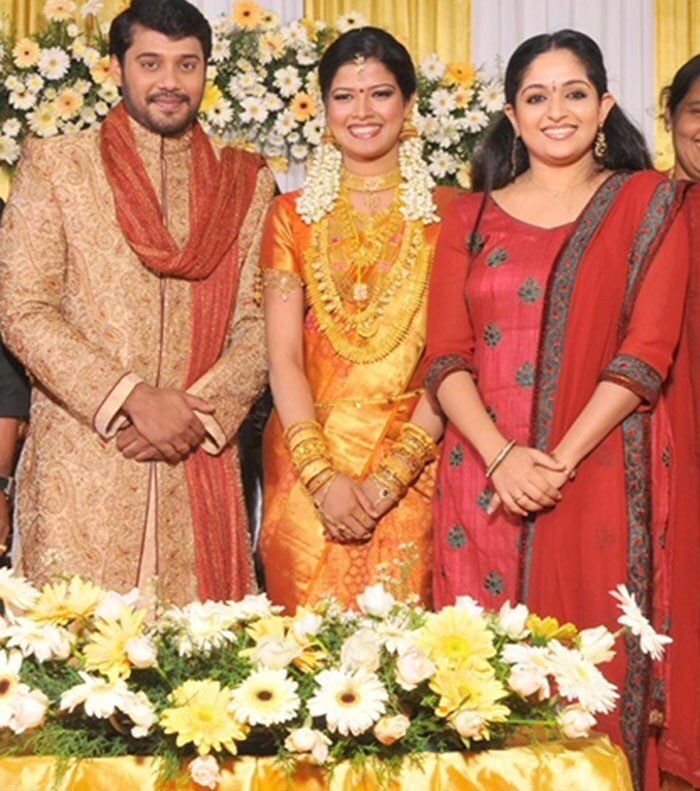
548,641,618,714
420,53,445,81
610,584,672,661
357,583,396,618
307,667,388,736
428,151,458,178
273,110,297,137
0,568,39,612
478,80,505,113
274,65,302,98
336,11,368,33
161,600,239,656
28,102,60,137
430,88,457,117
229,668,300,726
38,46,70,80
4,616,74,662
59,671,130,718
262,92,283,112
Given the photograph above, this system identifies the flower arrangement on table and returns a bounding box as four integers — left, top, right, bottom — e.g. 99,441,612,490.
0,0,504,189
0,559,670,790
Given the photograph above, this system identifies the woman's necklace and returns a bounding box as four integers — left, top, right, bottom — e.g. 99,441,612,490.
340,166,402,213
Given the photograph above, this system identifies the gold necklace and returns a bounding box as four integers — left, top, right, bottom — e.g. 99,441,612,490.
341,167,402,213
302,201,433,364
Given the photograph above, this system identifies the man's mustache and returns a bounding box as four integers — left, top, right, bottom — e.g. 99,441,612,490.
147,91,190,105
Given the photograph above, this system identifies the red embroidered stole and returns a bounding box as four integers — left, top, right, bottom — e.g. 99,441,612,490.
101,102,262,600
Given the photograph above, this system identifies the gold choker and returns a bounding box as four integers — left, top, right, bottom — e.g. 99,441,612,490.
341,167,402,193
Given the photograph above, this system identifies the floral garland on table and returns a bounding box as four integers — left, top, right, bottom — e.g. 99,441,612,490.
0,1,504,190
0,549,671,790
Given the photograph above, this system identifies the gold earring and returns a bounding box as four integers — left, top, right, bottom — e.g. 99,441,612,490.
321,126,337,146
399,120,418,141
593,125,607,160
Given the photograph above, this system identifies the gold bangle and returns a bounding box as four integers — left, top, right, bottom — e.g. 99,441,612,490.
485,439,516,478
284,419,323,443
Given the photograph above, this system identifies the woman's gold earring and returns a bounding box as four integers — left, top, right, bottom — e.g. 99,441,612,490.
510,135,520,180
399,120,418,141
593,125,608,160
321,127,337,146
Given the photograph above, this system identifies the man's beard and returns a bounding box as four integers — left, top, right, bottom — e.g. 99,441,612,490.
122,87,200,137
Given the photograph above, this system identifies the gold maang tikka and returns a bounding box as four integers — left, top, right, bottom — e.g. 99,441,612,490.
353,53,366,76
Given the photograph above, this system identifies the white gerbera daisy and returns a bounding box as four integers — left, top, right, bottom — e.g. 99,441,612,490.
429,88,456,117
9,86,37,111
307,667,388,736
478,80,505,113
548,642,618,714
38,47,70,81
59,671,130,718
0,568,39,611
420,53,445,81
274,65,302,99
462,109,489,133
610,584,672,661
240,96,269,125
229,668,300,726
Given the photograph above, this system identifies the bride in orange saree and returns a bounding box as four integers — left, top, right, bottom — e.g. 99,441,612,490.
258,27,456,612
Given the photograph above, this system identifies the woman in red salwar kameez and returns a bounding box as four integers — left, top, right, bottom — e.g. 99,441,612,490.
424,30,693,791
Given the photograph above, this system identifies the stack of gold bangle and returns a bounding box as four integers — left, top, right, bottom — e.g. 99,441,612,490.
284,420,336,496
371,422,437,504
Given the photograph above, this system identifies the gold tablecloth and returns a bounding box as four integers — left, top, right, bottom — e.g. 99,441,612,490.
0,736,632,790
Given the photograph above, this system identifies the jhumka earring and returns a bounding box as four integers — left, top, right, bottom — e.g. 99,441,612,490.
321,126,337,146
399,119,419,141
593,124,608,160
510,135,520,181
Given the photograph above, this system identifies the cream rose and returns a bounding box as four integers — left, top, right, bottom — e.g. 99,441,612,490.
373,713,410,745
556,704,596,739
10,687,48,733
189,755,221,789
340,630,381,672
356,584,395,618
125,636,157,669
284,727,331,763
395,646,435,691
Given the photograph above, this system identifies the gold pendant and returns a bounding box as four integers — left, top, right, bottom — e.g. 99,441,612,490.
353,283,369,303
357,318,378,339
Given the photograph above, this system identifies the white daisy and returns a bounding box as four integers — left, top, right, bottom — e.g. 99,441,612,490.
462,109,489,133
27,102,59,137
280,21,308,47
207,98,234,128
2,119,22,138
610,584,673,661
81,47,101,68
307,667,388,736
38,47,70,81
291,143,309,162
429,88,456,117
548,641,618,714
478,80,505,113
25,73,45,94
210,36,230,63
98,80,119,103
229,668,300,726
428,151,458,178
420,53,445,81
273,110,297,137
9,86,37,111
94,100,109,116
273,65,302,99
240,96,269,125
262,92,283,113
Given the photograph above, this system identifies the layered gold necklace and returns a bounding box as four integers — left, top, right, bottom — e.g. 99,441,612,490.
302,172,432,364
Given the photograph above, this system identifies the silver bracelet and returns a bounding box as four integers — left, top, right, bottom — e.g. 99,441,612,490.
485,439,517,478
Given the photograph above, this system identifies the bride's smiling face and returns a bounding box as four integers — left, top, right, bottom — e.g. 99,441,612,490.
325,57,414,173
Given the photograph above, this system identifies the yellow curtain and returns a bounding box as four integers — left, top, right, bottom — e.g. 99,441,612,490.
654,0,700,170
303,0,470,66
0,0,127,38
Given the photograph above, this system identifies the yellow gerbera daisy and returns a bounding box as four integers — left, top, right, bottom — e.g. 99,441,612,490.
526,614,577,642
84,607,148,681
232,1,262,30
29,576,102,626
12,38,40,69
415,606,496,669
161,679,248,755
55,88,83,120
89,56,111,85
444,62,476,87
44,0,76,22
289,92,316,122
200,81,222,114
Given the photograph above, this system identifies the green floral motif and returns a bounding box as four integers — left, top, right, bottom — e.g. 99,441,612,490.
476,486,493,513
485,247,508,267
517,277,542,303
485,405,497,422
483,322,502,348
515,362,535,388
484,569,505,596
448,443,464,467
465,231,484,254
446,523,466,549
661,446,671,467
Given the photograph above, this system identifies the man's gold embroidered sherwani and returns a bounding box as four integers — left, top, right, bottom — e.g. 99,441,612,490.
0,120,274,604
